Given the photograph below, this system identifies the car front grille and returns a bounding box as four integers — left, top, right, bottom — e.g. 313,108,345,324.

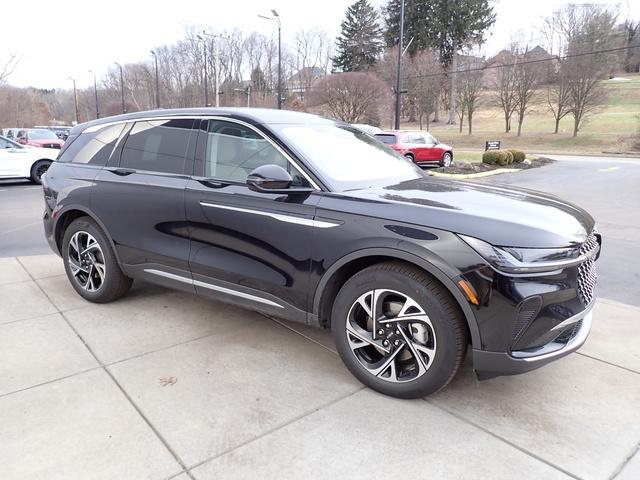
577,230,599,306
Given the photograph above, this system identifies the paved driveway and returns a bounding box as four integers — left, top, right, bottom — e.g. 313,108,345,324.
1,255,639,480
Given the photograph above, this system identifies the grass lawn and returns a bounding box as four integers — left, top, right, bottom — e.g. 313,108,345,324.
399,74,640,155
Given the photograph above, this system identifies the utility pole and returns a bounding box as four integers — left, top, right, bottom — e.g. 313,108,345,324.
394,0,405,130
88,70,99,119
69,77,80,124
150,50,160,108
259,9,282,109
202,32,228,107
196,34,209,106
114,62,126,114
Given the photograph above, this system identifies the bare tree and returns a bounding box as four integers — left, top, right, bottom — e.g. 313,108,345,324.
550,4,618,136
513,46,541,136
456,57,484,135
546,60,572,133
406,50,442,130
309,72,390,124
0,54,19,84
493,47,518,133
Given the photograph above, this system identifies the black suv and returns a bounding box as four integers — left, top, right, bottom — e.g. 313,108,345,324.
42,109,600,398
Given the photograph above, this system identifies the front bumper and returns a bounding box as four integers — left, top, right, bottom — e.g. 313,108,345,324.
472,304,593,380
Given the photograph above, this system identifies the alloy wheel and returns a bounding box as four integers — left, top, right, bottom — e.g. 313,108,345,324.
442,153,452,167
345,289,437,383
67,231,106,292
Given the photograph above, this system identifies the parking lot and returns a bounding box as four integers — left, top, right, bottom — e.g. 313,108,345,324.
1,155,639,479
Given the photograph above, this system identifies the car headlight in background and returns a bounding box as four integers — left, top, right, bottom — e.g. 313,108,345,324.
459,235,587,274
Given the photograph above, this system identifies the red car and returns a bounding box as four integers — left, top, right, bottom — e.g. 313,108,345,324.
16,129,65,149
374,130,453,167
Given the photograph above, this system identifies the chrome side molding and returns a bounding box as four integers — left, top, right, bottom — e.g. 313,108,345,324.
144,268,283,308
199,202,341,229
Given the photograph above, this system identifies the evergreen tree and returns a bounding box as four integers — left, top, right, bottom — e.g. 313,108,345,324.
384,0,496,68
333,0,384,72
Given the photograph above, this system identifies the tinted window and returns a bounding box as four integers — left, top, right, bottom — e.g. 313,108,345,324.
374,134,396,145
60,124,125,165
204,120,306,185
121,118,194,174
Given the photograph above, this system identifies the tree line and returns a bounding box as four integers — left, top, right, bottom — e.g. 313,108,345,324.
1,1,639,139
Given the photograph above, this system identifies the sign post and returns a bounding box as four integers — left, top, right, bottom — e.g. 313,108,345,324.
485,140,501,151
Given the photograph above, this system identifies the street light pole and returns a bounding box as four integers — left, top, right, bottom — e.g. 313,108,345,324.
69,77,80,124
114,62,126,114
150,50,160,109
394,0,405,130
202,32,228,108
88,70,100,119
196,34,210,107
259,9,282,109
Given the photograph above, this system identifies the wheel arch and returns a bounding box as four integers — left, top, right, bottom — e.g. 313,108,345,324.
312,248,481,349
53,206,122,265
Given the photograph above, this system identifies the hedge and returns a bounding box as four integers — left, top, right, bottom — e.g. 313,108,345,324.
483,149,526,165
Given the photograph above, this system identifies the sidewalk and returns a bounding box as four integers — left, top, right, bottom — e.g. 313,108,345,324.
1,254,639,480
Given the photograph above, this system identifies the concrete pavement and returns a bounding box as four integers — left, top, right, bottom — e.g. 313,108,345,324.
1,254,639,480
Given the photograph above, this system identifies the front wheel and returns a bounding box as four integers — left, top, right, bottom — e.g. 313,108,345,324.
62,217,133,303
331,261,467,398
30,160,51,184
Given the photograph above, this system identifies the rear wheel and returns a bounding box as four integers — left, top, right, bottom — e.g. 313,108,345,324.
440,151,453,167
331,261,467,398
62,217,132,303
30,160,51,184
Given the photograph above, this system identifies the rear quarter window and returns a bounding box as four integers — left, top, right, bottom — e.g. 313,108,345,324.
374,134,396,145
57,124,125,165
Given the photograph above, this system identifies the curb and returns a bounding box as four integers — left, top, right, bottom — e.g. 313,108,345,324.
427,168,520,179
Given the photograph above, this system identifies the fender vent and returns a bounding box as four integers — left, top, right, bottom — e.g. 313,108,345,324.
512,296,542,340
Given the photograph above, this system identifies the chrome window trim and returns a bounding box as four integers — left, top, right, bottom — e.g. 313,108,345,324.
83,114,322,191
199,201,341,229
144,268,284,308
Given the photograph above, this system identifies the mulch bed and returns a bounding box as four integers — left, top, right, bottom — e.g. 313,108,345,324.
432,156,554,175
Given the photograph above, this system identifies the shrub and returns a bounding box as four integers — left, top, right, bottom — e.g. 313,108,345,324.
504,150,514,164
508,149,526,163
482,151,500,164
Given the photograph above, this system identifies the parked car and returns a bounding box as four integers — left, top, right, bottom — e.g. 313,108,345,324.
351,123,382,136
42,109,600,399
16,129,65,149
0,135,58,183
2,128,22,140
375,130,453,167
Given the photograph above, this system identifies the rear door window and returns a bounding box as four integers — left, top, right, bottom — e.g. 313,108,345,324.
120,118,194,174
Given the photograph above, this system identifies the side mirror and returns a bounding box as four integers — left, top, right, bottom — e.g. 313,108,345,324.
246,164,314,195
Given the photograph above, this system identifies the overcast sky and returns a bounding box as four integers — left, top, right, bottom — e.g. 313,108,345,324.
2,0,638,89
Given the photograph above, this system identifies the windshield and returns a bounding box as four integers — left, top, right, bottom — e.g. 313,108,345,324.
28,129,58,140
273,124,424,191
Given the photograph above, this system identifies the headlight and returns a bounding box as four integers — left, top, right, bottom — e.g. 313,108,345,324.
459,235,584,274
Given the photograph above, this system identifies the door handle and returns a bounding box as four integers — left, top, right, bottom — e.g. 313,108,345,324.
110,168,135,176
197,178,228,189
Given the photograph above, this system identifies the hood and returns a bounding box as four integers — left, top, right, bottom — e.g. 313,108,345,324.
340,177,594,248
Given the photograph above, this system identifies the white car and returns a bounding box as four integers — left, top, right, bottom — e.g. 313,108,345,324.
0,135,58,183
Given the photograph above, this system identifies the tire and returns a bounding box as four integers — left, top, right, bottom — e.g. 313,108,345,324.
62,216,133,303
30,160,51,184
404,153,415,162
331,261,467,399
440,151,453,167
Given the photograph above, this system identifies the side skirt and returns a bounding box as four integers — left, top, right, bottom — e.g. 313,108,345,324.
122,263,309,325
